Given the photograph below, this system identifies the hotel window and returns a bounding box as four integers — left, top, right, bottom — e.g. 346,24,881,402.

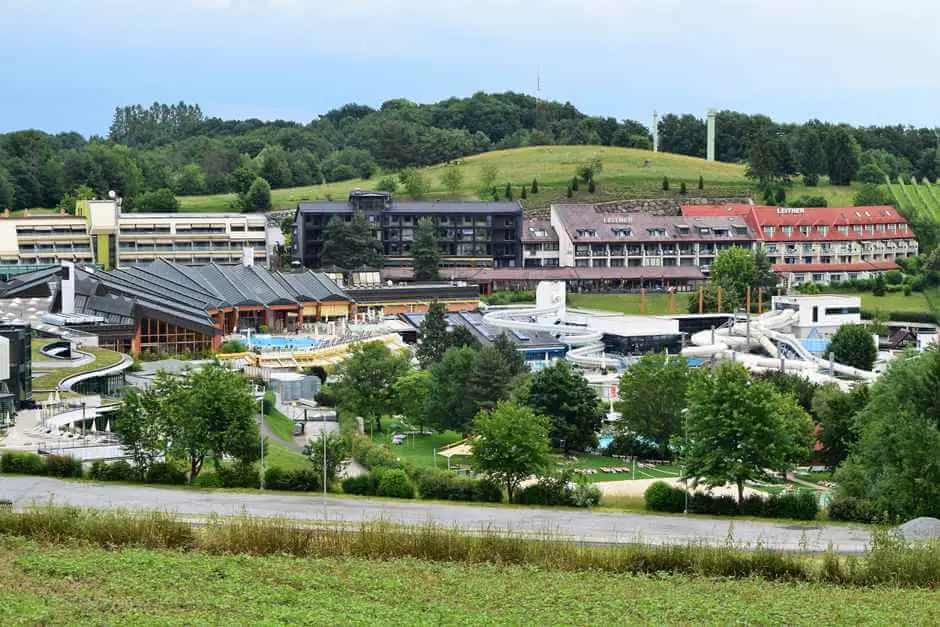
887,223,897,232
876,224,886,232
763,226,775,237
838,225,849,235
799,225,811,236
900,224,908,232
781,226,793,236
865,224,874,233
854,224,863,233
818,226,829,236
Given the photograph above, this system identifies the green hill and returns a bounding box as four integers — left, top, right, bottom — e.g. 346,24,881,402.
178,145,858,212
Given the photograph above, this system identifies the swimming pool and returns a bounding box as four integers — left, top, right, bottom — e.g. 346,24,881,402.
242,335,321,349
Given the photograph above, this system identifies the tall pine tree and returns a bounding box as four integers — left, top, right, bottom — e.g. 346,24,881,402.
416,301,450,368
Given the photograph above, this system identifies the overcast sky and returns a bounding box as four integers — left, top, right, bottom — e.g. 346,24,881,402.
2,0,938,135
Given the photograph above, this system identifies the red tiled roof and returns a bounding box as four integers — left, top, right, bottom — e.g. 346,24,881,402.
682,204,912,242
771,261,899,273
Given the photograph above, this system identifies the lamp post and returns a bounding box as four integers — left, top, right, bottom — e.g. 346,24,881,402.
681,407,689,515
258,388,265,490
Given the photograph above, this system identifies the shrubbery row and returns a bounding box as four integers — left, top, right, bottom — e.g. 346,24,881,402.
644,481,818,520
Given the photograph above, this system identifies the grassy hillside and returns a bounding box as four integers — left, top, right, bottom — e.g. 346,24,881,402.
2,542,936,624
178,145,858,213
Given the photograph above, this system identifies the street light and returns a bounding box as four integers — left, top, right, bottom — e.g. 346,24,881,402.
681,407,689,515
258,388,265,490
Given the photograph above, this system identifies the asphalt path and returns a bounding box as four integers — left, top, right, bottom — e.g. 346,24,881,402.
1,476,872,553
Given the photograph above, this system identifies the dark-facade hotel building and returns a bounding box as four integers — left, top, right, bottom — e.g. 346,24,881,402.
294,191,522,269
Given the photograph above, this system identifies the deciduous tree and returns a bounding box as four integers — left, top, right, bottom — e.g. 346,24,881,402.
333,341,409,432
472,401,551,503
683,363,810,502
617,352,690,451
522,360,602,455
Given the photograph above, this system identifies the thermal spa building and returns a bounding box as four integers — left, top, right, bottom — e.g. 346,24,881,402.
0,258,351,355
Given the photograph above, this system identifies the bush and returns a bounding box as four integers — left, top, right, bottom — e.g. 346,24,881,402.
828,496,879,523
216,461,260,489
861,309,939,324
376,469,415,499
644,481,686,512
1,451,46,475
689,492,739,516
569,480,602,507
903,284,912,296
342,473,378,496
765,491,818,521
517,476,570,506
220,339,246,353
416,469,502,503
146,462,187,485
885,270,904,285
89,459,136,482
350,436,402,470
44,455,83,478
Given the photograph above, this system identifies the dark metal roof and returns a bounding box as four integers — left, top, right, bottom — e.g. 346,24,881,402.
297,200,522,215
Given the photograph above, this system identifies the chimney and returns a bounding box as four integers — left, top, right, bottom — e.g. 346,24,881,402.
241,246,255,268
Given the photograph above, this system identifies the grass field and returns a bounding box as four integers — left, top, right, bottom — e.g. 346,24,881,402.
845,290,935,314
565,290,937,318
371,430,464,469
0,540,935,624
568,292,681,315
176,145,858,213
30,340,125,391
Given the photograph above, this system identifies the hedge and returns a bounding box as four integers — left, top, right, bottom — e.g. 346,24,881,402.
43,455,84,478
89,460,136,482
517,475,601,508
828,496,880,523
145,462,187,485
861,309,938,324
415,469,502,503
376,469,415,499
643,481,818,520
1,451,48,475
264,467,321,492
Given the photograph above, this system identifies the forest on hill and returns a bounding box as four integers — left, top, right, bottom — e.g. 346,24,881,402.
0,92,937,212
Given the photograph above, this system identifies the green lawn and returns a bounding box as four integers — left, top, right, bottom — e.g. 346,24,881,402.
847,290,935,314
30,340,126,391
264,439,309,472
371,430,465,469
180,145,760,212
263,392,294,442
1,541,935,624
177,145,864,213
568,292,680,315
568,454,681,482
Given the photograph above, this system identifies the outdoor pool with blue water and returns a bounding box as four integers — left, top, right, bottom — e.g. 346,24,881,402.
243,335,321,349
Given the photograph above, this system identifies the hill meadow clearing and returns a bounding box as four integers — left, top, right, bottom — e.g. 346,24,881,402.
178,145,862,212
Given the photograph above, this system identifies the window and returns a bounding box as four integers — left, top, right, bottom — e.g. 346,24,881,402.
803,256,813,264
610,258,624,267
591,258,607,267
853,224,863,233
799,225,811,236
838,225,849,235
887,223,897,232
876,224,885,232
825,306,860,315
575,259,589,267
782,226,793,236
763,226,775,237
865,224,874,233
698,227,712,235
612,228,632,237
576,229,597,238
818,225,829,236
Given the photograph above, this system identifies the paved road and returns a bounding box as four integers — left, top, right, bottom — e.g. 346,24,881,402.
0,476,872,553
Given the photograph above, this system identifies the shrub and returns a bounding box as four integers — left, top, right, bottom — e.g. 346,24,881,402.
44,455,83,478
416,469,502,502
220,339,246,353
885,270,904,285
376,469,415,499
146,462,187,485
766,491,818,521
263,467,290,490
351,436,402,470
903,284,912,296
644,481,685,512
342,473,378,496
1,451,46,475
828,496,879,523
89,459,136,482
517,477,569,506
605,434,670,460
286,469,321,492
689,492,738,516
569,480,602,507
216,461,260,489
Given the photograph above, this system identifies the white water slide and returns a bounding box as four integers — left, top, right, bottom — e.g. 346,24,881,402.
483,281,875,387
681,308,877,387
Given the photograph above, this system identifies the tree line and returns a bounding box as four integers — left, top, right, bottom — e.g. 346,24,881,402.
3,94,937,214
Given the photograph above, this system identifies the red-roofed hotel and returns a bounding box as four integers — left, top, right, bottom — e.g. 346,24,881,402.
682,204,918,284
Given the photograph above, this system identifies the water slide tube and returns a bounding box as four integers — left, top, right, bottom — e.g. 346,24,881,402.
681,308,876,384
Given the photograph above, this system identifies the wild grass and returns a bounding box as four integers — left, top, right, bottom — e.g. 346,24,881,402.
0,505,936,588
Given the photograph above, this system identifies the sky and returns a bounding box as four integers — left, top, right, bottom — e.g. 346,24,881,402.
1,0,938,136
